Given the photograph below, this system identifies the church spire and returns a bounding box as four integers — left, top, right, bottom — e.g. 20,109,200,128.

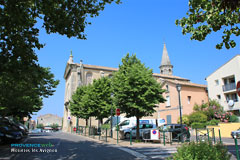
159,43,173,75
68,50,73,64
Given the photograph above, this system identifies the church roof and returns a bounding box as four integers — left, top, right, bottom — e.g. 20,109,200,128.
165,79,207,88
160,43,172,66
152,73,189,81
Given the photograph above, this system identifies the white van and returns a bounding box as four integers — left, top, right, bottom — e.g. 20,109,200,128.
118,118,165,131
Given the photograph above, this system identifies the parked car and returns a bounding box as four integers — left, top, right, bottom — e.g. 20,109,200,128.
231,129,240,139
160,124,190,142
123,124,155,139
0,117,28,136
30,128,43,133
0,118,23,142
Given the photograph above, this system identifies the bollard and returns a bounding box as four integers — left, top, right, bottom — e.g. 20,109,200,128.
163,131,166,146
212,128,216,144
219,129,222,143
89,127,90,137
106,128,108,142
234,138,240,160
196,129,198,142
207,129,210,142
130,129,132,145
85,126,86,136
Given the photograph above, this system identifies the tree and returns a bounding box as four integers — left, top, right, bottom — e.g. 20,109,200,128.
69,85,93,126
112,54,165,139
90,77,113,124
37,123,44,129
0,0,120,118
0,67,59,119
50,123,59,131
176,0,240,49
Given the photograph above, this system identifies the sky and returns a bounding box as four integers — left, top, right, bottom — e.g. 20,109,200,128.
33,0,240,120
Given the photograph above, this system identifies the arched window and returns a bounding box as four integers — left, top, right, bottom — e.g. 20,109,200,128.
86,72,93,85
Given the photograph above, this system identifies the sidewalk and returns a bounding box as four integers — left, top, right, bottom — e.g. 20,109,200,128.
69,131,238,160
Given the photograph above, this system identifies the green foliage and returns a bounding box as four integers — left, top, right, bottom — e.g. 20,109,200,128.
90,77,113,122
177,115,190,126
69,85,93,120
0,67,59,118
206,119,220,126
176,0,240,49
37,123,44,129
169,141,231,160
189,112,207,124
191,122,206,129
229,115,239,122
112,53,165,139
50,123,59,130
0,0,120,118
101,124,110,129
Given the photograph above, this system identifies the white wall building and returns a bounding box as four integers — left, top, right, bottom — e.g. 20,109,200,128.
206,55,240,115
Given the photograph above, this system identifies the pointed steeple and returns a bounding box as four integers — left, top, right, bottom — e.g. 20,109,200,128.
68,50,73,64
159,43,173,75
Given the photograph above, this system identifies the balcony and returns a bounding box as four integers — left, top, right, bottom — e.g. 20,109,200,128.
222,83,236,92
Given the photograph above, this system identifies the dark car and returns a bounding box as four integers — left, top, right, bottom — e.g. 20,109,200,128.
0,118,23,142
161,124,190,142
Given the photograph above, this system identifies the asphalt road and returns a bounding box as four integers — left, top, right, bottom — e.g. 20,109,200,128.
0,132,136,160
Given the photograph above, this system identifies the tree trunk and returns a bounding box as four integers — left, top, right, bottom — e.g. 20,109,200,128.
85,119,88,126
136,116,140,140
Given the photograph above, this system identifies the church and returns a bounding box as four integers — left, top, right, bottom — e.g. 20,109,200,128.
62,44,208,132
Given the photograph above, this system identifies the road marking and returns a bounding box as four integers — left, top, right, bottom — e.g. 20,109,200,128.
117,147,149,160
151,154,172,159
143,150,176,155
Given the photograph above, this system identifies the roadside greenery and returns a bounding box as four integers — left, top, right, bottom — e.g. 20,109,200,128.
112,54,165,140
178,100,238,128
37,123,44,129
169,141,231,160
176,0,240,49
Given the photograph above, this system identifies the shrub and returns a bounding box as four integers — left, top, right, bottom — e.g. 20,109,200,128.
191,122,206,129
229,115,239,122
169,141,231,160
206,119,220,126
177,115,190,126
101,124,110,129
189,112,207,124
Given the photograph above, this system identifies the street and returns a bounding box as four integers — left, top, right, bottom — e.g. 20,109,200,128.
0,132,136,160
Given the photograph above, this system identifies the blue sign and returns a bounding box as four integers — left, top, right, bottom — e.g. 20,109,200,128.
152,130,157,135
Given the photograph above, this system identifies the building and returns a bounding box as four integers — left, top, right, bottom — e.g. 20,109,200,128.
206,55,240,115
63,44,208,132
37,114,62,129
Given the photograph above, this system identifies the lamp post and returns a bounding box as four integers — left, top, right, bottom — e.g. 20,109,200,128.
110,93,114,138
176,84,183,142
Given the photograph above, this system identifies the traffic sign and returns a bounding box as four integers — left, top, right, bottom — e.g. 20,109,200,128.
237,81,240,97
116,108,120,116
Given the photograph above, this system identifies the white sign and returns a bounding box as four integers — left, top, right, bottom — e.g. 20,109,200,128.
151,129,159,140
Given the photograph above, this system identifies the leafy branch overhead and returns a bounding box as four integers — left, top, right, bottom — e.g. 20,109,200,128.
0,0,120,118
176,0,240,49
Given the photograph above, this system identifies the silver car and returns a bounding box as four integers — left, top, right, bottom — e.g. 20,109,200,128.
231,129,240,139
123,124,155,139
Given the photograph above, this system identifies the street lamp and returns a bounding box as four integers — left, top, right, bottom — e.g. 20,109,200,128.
176,84,183,142
110,93,114,138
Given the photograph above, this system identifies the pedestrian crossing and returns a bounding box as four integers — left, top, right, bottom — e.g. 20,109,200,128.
130,147,177,160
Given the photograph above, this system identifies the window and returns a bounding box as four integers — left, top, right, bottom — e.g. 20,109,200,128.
215,80,219,86
226,93,238,102
166,84,169,92
166,96,170,107
217,95,221,100
86,72,92,85
187,96,191,104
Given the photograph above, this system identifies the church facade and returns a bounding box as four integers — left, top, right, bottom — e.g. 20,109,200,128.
62,44,208,132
